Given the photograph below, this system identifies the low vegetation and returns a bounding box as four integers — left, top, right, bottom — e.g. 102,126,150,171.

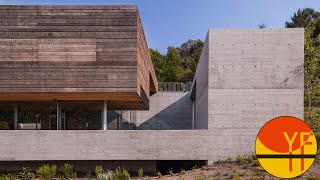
95,167,130,180
156,171,162,178
59,163,76,179
18,167,35,180
180,169,186,175
36,164,56,180
236,154,244,165
0,157,318,179
167,168,174,176
137,167,143,177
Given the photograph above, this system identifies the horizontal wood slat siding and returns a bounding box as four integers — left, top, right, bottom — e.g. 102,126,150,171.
0,5,158,109
0,6,148,108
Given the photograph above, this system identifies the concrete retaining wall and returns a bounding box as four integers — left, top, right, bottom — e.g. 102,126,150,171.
0,130,207,161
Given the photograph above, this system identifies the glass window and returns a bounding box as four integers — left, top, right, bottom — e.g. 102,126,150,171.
60,101,102,130
18,101,56,130
0,102,14,130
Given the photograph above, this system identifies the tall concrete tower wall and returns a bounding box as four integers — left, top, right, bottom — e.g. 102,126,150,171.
192,28,304,162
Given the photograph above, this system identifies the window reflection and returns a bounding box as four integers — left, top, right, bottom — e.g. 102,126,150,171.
0,103,14,130
18,101,56,130
0,101,136,130
60,101,102,130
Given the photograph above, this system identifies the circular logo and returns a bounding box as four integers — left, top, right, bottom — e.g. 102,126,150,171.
255,116,317,178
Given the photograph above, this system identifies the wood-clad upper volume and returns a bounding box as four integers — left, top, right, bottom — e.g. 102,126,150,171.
0,5,158,110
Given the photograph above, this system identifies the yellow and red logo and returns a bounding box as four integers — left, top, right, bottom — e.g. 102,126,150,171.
255,116,317,178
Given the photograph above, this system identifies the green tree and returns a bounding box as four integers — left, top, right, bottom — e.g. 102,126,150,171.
286,8,320,131
150,39,203,83
286,8,320,28
150,49,165,82
163,47,183,82
286,8,320,37
304,21,320,131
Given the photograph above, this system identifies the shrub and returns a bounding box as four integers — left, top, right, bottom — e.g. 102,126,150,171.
59,163,76,179
86,170,92,180
236,154,244,165
2,173,17,180
97,168,119,180
226,157,232,163
96,173,108,180
251,154,257,160
18,167,35,180
180,169,186,175
95,165,104,176
112,169,130,180
137,167,143,177
96,168,130,180
156,171,162,178
167,168,174,176
36,164,56,180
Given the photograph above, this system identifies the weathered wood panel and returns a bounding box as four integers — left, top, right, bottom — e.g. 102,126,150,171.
0,5,157,110
136,12,158,101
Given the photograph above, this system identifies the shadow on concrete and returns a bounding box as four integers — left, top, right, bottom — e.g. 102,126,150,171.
138,94,192,130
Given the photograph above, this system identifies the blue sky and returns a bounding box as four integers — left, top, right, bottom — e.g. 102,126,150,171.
0,0,319,53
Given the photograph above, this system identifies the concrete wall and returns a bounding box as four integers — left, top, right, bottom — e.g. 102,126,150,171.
191,34,209,129
136,92,193,130
0,129,256,163
205,29,304,162
0,130,207,161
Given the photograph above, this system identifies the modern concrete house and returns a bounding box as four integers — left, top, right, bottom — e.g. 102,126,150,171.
0,5,304,173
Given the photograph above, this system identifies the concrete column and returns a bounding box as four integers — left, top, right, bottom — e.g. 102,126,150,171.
102,100,107,130
14,104,18,130
119,110,122,130
192,100,195,130
56,101,59,130
129,110,131,130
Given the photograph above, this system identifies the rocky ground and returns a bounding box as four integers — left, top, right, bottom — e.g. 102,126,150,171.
132,159,320,180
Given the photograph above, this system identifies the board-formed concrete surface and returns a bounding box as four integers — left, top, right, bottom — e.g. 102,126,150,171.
137,92,193,130
0,129,258,161
192,28,304,163
191,34,209,129
0,130,207,161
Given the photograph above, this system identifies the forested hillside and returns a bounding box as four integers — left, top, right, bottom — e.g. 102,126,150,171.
150,39,203,82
